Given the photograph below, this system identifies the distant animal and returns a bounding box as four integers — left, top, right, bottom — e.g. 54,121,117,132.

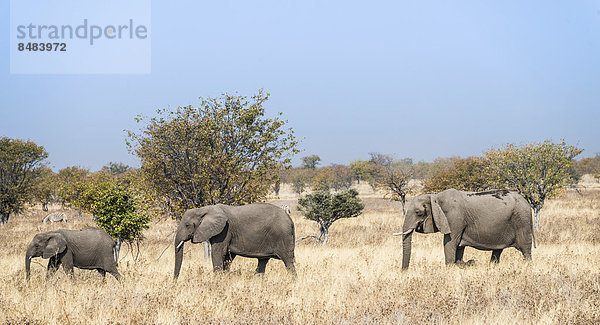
281,204,291,215
399,189,535,269
42,212,67,224
174,203,296,277
26,227,121,280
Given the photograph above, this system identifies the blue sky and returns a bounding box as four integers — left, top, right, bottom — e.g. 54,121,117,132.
2,1,599,171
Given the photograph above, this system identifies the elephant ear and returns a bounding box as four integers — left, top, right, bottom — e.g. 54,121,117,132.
192,205,228,243
43,234,67,258
430,195,451,234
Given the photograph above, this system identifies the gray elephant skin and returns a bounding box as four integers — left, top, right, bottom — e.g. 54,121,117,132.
174,203,296,278
26,227,121,280
401,189,535,269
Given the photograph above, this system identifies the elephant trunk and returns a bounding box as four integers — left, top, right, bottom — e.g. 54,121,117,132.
401,230,413,270
25,251,32,280
174,234,185,278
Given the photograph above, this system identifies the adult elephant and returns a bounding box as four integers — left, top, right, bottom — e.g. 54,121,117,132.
174,203,296,278
25,227,121,280
400,189,535,269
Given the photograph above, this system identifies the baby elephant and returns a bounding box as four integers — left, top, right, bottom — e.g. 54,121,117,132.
25,227,121,280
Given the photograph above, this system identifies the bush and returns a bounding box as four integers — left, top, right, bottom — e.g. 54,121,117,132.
297,189,364,246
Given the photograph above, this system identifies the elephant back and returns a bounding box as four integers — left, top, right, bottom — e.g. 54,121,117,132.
61,228,118,269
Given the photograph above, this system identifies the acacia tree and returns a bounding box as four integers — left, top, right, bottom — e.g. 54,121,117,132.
33,166,57,211
380,162,415,215
297,189,364,246
423,157,493,193
127,90,298,215
56,166,90,217
0,138,48,224
302,155,321,169
349,160,369,184
486,140,582,229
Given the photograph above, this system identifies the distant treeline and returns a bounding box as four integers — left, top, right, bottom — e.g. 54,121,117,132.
278,152,600,196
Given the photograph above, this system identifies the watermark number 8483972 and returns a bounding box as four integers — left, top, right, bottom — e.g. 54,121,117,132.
18,43,67,51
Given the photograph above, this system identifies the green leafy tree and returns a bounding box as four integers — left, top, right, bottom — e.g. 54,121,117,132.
297,189,364,246
0,137,48,224
423,157,493,193
302,155,321,169
312,167,334,192
56,166,90,216
91,179,150,259
126,90,298,215
101,162,132,175
32,166,57,211
349,160,369,184
485,140,583,229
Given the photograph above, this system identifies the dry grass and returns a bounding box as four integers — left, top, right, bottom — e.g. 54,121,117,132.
1,190,599,324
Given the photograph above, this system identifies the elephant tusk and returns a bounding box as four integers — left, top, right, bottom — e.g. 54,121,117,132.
176,241,184,249
393,229,413,236
28,256,32,260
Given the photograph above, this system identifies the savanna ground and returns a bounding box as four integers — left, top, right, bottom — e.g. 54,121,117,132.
1,186,599,324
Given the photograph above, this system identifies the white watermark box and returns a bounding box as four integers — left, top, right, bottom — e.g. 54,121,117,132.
10,0,151,74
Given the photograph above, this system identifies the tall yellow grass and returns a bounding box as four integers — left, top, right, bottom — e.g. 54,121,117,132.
1,190,599,324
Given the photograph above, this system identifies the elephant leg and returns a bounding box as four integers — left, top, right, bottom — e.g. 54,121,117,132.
455,246,465,263
520,247,532,260
256,258,269,274
210,243,226,272
443,233,462,265
46,257,60,278
515,229,532,260
108,270,122,281
223,253,236,271
60,254,74,277
490,249,503,263
282,257,296,276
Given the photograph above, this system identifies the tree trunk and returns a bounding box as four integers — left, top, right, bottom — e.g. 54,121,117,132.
203,241,211,260
319,224,329,246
